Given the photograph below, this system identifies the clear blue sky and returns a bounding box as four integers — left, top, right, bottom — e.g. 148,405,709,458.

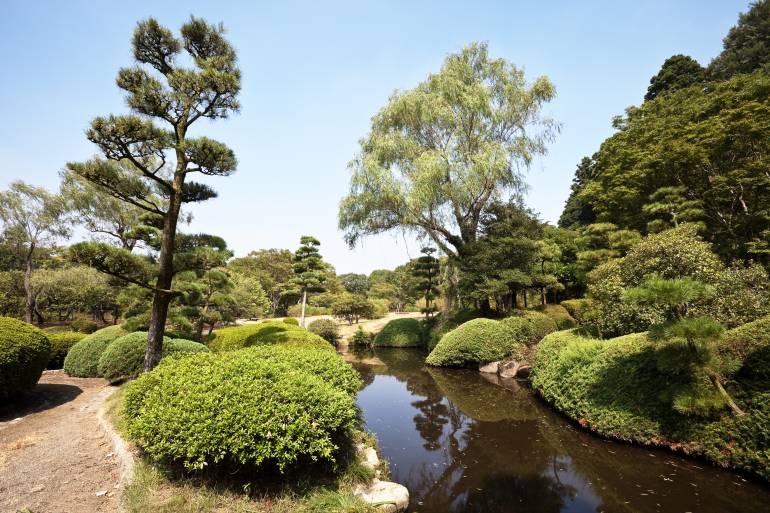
0,0,749,273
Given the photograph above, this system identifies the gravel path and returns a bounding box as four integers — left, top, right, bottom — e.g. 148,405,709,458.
0,371,121,513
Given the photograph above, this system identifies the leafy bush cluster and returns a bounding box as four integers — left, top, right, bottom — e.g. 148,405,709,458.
63,325,127,377
97,332,208,382
538,304,577,329
46,331,86,369
426,318,527,367
350,326,374,346
585,225,770,337
308,318,340,343
531,323,770,480
500,311,558,346
208,321,332,352
560,298,593,324
123,346,360,473
373,318,423,347
70,319,98,334
283,317,300,326
0,317,51,400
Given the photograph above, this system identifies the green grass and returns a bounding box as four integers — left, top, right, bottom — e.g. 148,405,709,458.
531,322,770,481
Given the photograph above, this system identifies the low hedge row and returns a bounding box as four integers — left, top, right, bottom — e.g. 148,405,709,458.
46,331,86,369
530,321,770,481
373,318,423,347
63,325,127,377
97,332,208,382
208,322,331,352
0,317,51,400
123,346,359,472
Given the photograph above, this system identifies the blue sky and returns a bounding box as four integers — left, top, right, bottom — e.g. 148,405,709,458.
0,0,750,273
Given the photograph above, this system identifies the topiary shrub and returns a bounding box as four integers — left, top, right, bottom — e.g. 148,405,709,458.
63,325,127,377
97,332,209,382
521,311,558,342
123,349,358,472
373,318,423,347
560,299,593,324
46,332,86,369
719,316,770,380
308,318,340,343
538,305,577,329
426,318,525,367
208,321,331,352
70,319,98,334
282,317,300,326
0,317,51,400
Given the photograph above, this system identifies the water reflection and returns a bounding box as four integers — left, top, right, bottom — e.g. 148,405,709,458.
348,348,769,513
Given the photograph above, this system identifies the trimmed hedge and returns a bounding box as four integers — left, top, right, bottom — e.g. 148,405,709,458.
46,332,86,369
426,318,525,367
520,311,559,342
531,325,770,481
97,332,209,381
0,317,51,400
373,318,423,347
208,321,331,352
539,305,577,330
283,317,300,326
63,325,127,377
308,318,340,343
560,299,593,324
70,319,98,334
123,348,358,472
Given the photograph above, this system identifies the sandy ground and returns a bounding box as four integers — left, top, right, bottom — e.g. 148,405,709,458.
0,371,120,513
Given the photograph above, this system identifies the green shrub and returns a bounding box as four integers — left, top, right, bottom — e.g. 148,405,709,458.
287,304,330,317
245,345,362,395
350,326,373,346
208,321,331,352
308,318,340,343
0,317,51,400
46,332,86,369
520,311,558,342
560,299,593,323
70,319,98,334
97,332,209,381
539,304,577,329
369,298,389,319
123,350,358,472
283,317,300,326
719,316,770,380
426,318,525,367
63,325,127,377
531,326,770,481
373,318,423,347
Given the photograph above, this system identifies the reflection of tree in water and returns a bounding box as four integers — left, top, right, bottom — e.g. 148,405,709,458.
462,472,573,513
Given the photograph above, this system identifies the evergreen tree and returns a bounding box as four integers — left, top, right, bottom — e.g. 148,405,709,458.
66,17,240,370
412,247,440,317
558,156,597,229
644,54,705,102
708,0,770,79
288,236,326,327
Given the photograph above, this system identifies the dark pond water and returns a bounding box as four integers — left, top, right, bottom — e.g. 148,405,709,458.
346,348,770,513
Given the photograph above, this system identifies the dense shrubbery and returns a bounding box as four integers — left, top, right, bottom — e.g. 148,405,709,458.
531,325,770,480
97,332,208,381
0,317,51,400
70,319,98,334
538,304,576,329
308,318,340,343
63,325,127,377
373,318,423,347
369,298,388,319
500,311,557,346
283,317,300,326
560,299,592,323
46,331,86,369
585,225,770,337
123,348,359,472
426,318,525,367
208,321,331,352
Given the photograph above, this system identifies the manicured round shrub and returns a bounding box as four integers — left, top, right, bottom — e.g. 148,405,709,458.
373,318,423,347
97,332,209,381
70,319,98,334
308,318,340,343
208,321,331,352
245,345,362,395
63,325,127,377
123,350,358,472
539,305,577,330
0,317,51,400
426,318,525,367
521,311,558,342
719,316,770,380
282,317,300,326
46,332,86,369
560,299,593,324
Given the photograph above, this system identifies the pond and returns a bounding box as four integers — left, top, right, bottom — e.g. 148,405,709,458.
345,348,770,513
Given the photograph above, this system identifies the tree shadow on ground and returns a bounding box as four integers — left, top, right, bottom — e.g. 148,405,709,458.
0,383,83,421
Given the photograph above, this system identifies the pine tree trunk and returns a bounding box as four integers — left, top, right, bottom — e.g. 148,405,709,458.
300,289,307,328
707,370,745,416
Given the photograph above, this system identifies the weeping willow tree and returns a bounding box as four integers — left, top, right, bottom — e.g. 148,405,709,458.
339,42,558,262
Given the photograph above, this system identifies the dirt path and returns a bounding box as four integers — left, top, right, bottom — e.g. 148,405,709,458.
0,371,121,513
